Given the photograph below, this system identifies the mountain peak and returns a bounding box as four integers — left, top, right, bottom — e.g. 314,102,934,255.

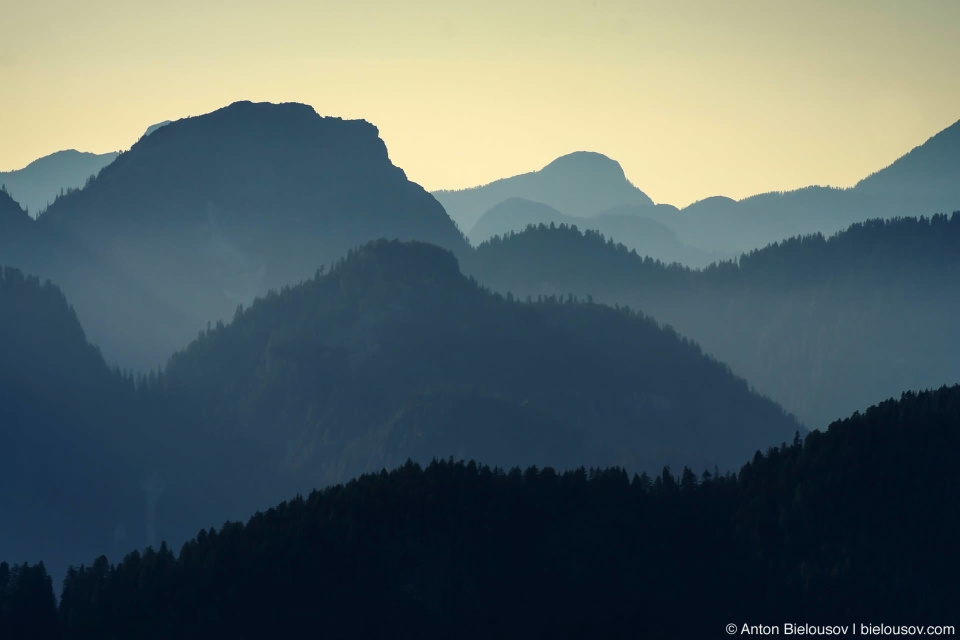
433,151,653,231
540,151,628,181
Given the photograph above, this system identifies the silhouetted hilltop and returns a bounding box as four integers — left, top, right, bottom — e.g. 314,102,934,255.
470,215,960,428
161,239,797,499
0,150,118,216
3,101,467,371
10,385,958,638
433,151,656,232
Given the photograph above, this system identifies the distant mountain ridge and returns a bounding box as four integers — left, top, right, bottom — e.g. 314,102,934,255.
433,151,656,233
0,150,119,216
435,119,960,257
469,215,960,429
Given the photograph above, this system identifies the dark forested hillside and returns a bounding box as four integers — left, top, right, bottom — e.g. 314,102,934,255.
157,239,797,495
0,187,30,244
467,215,960,428
6,385,957,639
0,267,149,577
0,101,468,371
1,240,797,587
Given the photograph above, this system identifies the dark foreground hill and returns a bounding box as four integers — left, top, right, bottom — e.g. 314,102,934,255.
466,215,960,428
0,101,468,371
5,385,957,639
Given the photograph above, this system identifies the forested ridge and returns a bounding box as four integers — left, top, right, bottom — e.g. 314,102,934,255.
0,239,798,580
468,214,960,428
2,385,957,639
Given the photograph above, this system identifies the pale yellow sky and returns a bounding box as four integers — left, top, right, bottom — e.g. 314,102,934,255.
2,0,959,207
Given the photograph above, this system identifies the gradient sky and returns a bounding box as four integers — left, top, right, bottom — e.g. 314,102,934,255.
3,0,959,207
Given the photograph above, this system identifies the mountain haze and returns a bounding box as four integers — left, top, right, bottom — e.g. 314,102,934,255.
161,239,798,494
433,151,656,233
469,216,960,428
0,150,119,216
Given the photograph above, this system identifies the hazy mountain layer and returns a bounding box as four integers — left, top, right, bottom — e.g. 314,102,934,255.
0,150,119,216
1,239,798,582
437,119,960,257
9,385,958,638
468,215,960,428
433,151,656,233
469,197,722,267
162,239,798,495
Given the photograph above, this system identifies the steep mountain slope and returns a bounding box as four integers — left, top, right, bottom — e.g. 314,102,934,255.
433,151,657,232
469,216,960,428
160,239,797,500
3,101,468,371
468,198,719,266
855,117,960,203
0,186,29,231
0,150,119,216
15,385,959,638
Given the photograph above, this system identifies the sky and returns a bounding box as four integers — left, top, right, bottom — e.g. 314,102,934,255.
2,0,960,208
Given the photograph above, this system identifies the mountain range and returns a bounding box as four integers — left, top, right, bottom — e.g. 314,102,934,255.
434,119,960,259
467,216,960,428
0,239,799,579
0,150,119,216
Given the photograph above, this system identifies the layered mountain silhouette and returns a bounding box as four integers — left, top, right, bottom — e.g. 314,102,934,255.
161,239,798,492
469,198,721,267
433,151,657,233
0,186,29,230
10,385,958,637
469,215,960,429
437,119,960,257
0,101,468,370
2,239,800,582
0,150,119,216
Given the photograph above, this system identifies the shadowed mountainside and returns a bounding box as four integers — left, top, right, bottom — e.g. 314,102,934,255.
0,101,468,371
